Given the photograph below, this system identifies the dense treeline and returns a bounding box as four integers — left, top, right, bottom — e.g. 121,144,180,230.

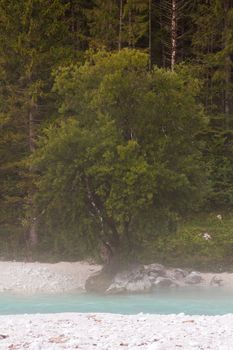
0,0,233,262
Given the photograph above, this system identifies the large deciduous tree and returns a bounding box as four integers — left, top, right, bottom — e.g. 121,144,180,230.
32,49,207,260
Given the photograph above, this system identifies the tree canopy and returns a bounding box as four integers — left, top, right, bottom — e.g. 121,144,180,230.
32,50,207,255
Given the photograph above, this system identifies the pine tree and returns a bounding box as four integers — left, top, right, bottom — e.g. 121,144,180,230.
65,0,91,54
87,0,120,49
87,0,149,51
0,0,74,250
123,0,148,48
191,0,233,207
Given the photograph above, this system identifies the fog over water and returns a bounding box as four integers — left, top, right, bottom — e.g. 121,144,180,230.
1,287,233,316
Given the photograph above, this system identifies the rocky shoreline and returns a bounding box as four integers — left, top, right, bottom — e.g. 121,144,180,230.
86,263,224,294
0,260,229,295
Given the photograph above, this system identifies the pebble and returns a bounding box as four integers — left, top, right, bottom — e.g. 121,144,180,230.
0,313,232,350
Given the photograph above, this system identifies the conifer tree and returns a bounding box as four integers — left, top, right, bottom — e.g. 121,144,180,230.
88,0,149,51
0,0,74,248
123,0,148,48
87,0,119,49
191,0,233,207
65,0,91,54
192,0,233,119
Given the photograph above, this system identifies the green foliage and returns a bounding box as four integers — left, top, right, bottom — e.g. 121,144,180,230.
33,114,155,247
32,49,207,256
1,1,233,265
0,0,76,239
122,0,149,47
191,0,233,116
87,0,149,50
138,213,233,271
206,134,233,207
87,0,120,49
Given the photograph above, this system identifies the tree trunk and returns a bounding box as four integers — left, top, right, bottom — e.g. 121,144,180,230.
128,6,133,47
100,241,113,265
84,175,120,251
28,97,38,247
118,0,123,50
103,216,120,249
28,220,38,247
171,0,177,71
71,0,80,52
159,0,166,67
223,0,231,128
148,0,152,70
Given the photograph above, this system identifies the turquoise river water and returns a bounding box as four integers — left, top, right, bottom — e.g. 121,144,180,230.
1,288,233,316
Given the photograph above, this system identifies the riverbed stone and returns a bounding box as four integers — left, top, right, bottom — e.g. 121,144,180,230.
184,271,203,285
128,264,145,280
173,268,189,280
105,283,126,294
106,265,151,294
114,265,145,284
210,275,224,287
126,275,152,292
114,271,131,285
148,272,159,282
145,263,166,276
85,263,212,294
152,276,178,288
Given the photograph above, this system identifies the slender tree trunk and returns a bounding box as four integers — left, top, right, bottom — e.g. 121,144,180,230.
159,0,166,67
128,6,133,47
28,96,38,247
171,0,177,71
209,28,214,111
180,17,184,62
70,0,75,35
149,0,152,70
223,0,231,128
28,219,38,247
119,0,123,50
109,0,113,48
70,0,81,52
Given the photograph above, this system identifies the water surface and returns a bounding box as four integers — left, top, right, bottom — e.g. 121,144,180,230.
1,288,233,316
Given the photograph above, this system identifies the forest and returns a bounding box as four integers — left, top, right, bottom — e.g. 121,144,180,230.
0,0,233,269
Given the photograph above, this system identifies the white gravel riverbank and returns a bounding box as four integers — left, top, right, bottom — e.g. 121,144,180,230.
0,261,101,294
0,260,233,294
0,312,232,349
0,262,233,349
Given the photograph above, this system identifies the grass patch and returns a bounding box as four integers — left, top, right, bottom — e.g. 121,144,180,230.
138,212,233,272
